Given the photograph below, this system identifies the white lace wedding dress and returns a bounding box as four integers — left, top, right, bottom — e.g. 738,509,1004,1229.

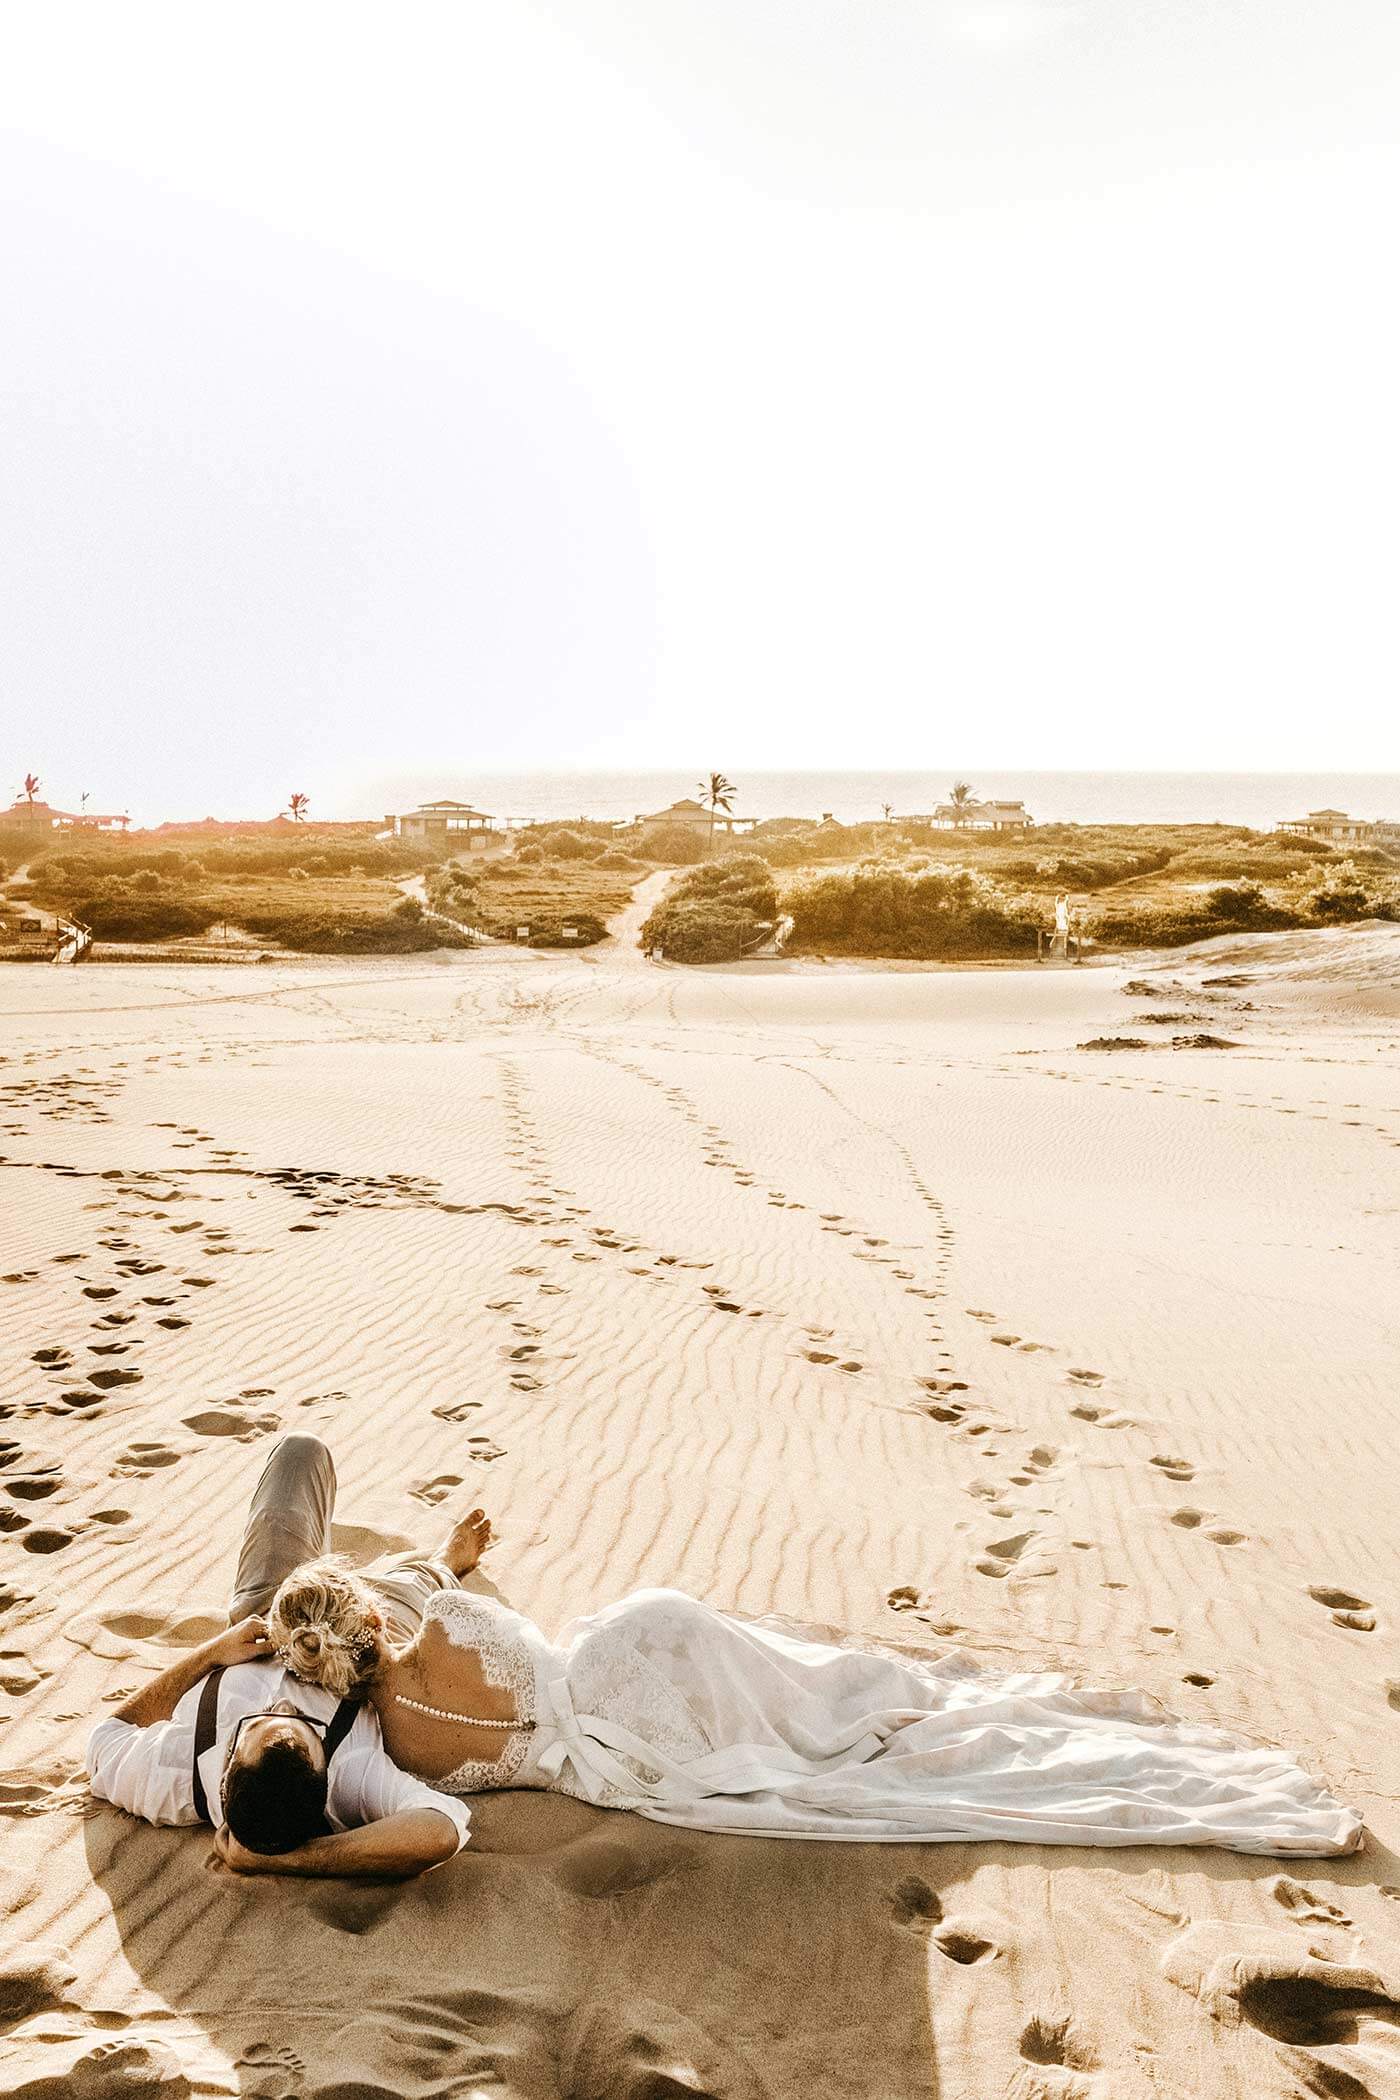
418,1586,1359,1855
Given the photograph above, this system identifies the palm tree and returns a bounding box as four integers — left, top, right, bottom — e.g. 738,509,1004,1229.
286,792,310,823
881,802,894,824
21,772,40,807
948,781,975,828
698,772,735,853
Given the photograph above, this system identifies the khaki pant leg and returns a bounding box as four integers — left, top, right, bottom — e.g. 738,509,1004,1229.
364,1557,461,1641
228,1434,337,1623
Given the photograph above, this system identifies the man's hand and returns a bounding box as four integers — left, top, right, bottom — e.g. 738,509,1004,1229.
210,1810,461,1880
111,1615,275,1728
211,1824,275,1875
442,1508,492,1577
207,1616,274,1669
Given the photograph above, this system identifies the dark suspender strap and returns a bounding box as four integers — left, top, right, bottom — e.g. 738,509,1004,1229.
322,1695,361,1765
190,1665,226,1825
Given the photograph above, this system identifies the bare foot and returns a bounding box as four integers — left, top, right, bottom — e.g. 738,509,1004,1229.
442,1507,492,1576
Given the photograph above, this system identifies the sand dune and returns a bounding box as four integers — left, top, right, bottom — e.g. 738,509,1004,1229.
1,926,1398,2097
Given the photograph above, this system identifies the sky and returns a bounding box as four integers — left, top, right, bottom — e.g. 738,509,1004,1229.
2,1,1398,822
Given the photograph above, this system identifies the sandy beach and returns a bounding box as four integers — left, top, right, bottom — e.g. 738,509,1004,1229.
2,923,1399,2099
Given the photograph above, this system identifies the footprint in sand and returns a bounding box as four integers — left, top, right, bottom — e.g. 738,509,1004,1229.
1268,1876,1352,1928
112,1442,185,1475
88,1367,143,1391
182,1407,280,1441
1163,1919,1400,2047
976,1530,1038,1578
0,1651,47,1697
5,1476,62,1501
887,1876,1002,1965
1308,1585,1377,1633
432,1399,482,1423
1066,1368,1105,1388
236,2041,307,2083
1018,2015,1100,2078
1150,1454,1196,1484
1169,1507,1247,1546
21,1527,77,1554
410,1474,464,1506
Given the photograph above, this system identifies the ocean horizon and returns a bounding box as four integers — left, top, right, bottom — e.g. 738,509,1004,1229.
360,769,1400,832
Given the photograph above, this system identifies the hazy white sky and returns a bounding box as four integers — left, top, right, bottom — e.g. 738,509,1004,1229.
3,1,1398,819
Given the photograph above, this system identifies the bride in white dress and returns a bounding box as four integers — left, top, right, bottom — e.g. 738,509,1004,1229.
266,1556,1360,1857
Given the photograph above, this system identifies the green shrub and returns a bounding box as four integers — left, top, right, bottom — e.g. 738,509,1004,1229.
1033,848,1173,889
668,854,779,915
784,862,1040,959
425,865,481,917
639,854,779,961
641,900,769,962
635,823,708,865
537,829,603,861
73,895,217,940
237,909,472,954
505,912,606,948
1292,860,1400,922
1087,889,1299,947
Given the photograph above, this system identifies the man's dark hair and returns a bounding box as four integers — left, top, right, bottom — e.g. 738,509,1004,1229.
223,1739,330,1855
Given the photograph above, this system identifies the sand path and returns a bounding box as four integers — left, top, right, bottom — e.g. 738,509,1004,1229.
1,928,1398,2096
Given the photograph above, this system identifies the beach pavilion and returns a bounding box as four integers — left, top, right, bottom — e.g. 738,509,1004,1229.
384,799,497,850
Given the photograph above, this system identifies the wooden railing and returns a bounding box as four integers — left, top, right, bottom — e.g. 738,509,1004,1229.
52,915,93,964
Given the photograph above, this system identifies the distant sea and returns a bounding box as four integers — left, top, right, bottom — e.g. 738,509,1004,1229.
404,771,1400,830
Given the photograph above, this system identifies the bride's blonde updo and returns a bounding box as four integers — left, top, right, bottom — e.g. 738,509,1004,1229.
268,1558,384,1699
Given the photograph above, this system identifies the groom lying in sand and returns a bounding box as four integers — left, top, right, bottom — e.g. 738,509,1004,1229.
86,1433,491,1879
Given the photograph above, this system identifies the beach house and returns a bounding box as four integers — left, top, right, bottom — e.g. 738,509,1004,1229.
0,798,130,837
1278,809,1379,848
385,799,496,850
632,796,756,838
926,798,1033,832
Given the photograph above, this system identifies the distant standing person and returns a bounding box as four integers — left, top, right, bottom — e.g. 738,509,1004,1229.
1051,892,1071,960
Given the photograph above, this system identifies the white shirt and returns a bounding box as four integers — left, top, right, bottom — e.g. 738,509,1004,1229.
86,1658,471,1861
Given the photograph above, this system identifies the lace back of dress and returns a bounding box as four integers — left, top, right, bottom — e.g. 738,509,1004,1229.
422,1591,539,1795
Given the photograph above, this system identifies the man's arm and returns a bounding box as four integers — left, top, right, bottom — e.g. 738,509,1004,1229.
112,1617,272,1727
89,1620,275,1825
214,1809,461,1881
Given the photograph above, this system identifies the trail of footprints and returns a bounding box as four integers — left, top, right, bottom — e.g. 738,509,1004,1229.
553,1049,1391,1691
892,1295,1392,1712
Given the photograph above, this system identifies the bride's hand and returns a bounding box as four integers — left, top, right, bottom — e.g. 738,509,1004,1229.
206,1617,274,1668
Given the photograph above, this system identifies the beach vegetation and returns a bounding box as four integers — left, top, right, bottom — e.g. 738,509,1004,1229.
631,821,707,865
640,854,780,961
784,861,1041,959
